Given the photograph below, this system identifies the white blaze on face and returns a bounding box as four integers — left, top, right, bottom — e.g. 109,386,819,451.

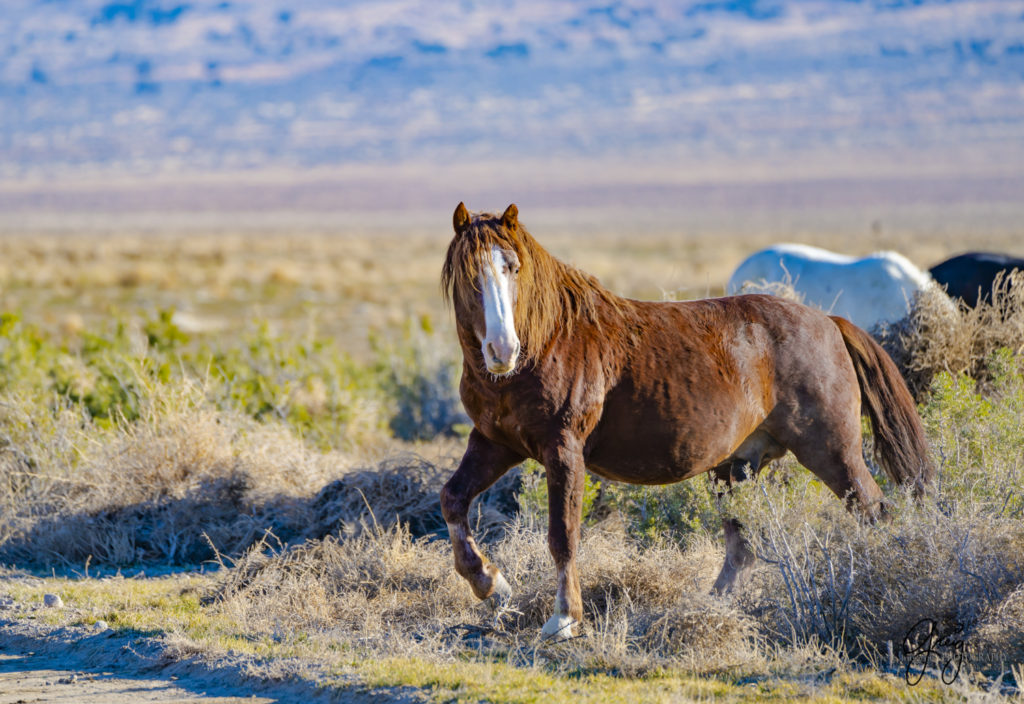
480,246,520,375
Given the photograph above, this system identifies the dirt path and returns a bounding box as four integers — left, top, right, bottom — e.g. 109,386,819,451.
0,618,403,704
0,652,273,703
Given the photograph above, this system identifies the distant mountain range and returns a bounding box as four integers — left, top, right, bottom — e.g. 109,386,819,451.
2,0,1023,208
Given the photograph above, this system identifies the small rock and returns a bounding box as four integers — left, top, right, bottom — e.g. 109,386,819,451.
42,594,63,608
94,620,108,630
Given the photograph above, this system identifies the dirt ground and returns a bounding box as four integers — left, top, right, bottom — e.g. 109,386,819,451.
0,617,407,704
0,652,273,704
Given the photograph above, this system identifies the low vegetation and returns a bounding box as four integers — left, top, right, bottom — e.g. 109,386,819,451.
1,233,1023,701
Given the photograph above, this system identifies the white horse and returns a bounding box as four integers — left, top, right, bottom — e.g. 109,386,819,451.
727,244,953,331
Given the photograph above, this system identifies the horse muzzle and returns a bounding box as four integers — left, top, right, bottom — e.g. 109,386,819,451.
483,338,520,375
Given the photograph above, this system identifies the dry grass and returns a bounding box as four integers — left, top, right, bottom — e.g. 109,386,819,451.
0,375,507,569
194,443,1024,684
876,271,1024,398
0,230,451,360
0,381,335,566
728,461,1024,673
207,519,760,675
307,454,517,542
728,277,807,304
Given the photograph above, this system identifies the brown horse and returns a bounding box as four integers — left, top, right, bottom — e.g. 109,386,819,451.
440,203,935,638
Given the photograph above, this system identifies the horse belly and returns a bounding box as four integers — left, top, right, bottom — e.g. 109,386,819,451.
584,381,760,486
582,301,784,485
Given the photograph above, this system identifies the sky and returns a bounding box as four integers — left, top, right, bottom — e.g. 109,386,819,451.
2,0,1023,212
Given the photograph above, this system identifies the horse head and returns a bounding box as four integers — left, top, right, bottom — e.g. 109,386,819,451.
447,202,523,376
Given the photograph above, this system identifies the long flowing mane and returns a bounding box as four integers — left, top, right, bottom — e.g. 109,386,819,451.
441,211,621,360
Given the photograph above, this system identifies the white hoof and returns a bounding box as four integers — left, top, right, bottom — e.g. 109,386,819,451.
484,572,517,629
490,571,512,603
541,612,575,640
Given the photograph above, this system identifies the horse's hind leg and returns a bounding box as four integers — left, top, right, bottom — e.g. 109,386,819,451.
769,406,886,519
802,443,886,519
441,429,524,614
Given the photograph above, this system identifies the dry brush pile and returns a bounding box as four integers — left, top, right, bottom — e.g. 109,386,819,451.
876,270,1024,399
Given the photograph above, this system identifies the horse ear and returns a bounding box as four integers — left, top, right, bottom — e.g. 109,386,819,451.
453,202,471,233
502,203,518,229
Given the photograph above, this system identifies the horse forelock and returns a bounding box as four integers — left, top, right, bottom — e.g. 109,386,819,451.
442,211,614,360
442,214,514,314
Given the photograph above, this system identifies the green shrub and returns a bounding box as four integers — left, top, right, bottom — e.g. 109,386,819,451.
199,321,387,449
0,307,445,450
0,313,58,393
602,479,720,544
374,317,466,442
920,348,1024,512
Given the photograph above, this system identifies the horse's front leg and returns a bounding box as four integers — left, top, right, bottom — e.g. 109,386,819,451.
440,429,524,609
711,460,757,595
541,440,586,639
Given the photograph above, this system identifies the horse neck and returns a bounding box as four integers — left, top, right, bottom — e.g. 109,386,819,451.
517,240,626,359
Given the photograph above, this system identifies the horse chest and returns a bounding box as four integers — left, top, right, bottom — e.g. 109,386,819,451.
460,383,538,455
476,399,522,438
461,366,600,460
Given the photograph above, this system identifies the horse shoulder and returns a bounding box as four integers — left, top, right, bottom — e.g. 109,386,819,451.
543,337,612,428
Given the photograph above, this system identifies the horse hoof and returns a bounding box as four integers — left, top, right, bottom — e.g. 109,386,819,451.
541,613,575,641
484,572,517,629
487,571,512,605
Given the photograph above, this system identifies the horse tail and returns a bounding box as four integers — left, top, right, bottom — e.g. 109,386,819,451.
830,315,935,496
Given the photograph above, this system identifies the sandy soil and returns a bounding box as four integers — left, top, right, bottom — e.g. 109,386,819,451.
0,617,411,704
0,652,272,703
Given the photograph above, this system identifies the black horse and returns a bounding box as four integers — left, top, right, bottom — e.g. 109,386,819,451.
929,252,1024,307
